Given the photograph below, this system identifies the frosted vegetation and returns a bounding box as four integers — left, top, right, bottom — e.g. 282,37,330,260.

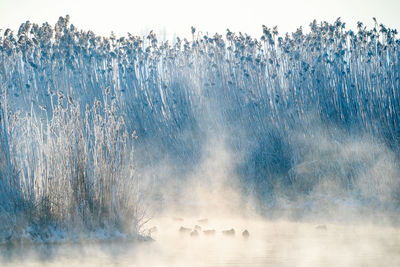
0,16,399,243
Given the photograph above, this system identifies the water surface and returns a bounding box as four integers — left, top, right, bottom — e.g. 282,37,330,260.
2,218,400,267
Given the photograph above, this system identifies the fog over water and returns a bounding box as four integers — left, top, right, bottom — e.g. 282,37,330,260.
2,218,400,267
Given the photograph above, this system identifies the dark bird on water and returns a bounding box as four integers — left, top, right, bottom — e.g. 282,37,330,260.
190,230,199,237
222,229,235,236
242,230,250,238
179,226,191,233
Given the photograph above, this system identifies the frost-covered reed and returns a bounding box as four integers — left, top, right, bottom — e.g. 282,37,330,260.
1,17,398,147
0,16,400,238
0,93,144,242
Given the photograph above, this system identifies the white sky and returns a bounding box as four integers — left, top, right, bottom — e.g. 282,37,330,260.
0,0,399,40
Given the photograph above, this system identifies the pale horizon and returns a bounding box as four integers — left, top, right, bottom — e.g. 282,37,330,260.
0,0,399,40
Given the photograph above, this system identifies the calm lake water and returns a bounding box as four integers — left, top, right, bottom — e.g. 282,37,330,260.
2,217,400,267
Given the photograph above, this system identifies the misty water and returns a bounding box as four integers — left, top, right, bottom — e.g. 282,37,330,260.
2,217,400,267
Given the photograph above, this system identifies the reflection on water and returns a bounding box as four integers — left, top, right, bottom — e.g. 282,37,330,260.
2,218,400,267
